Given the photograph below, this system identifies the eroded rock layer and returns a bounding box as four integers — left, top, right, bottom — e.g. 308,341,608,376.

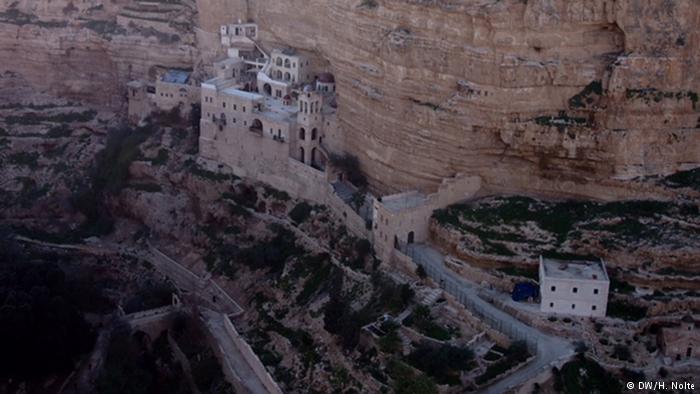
2,0,699,197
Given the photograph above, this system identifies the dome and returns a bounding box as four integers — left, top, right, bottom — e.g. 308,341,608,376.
303,84,315,92
318,72,335,83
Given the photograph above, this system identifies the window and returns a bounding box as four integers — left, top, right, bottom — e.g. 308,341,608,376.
592,305,597,311
593,289,599,295
243,106,246,112
223,102,226,108
571,304,576,310
550,286,556,292
234,104,237,110
549,302,554,308
573,287,578,294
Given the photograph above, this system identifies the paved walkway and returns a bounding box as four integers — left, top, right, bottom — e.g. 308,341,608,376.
405,244,575,393
201,310,270,394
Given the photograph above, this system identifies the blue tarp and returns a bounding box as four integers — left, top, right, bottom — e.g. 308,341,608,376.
511,282,539,301
161,69,190,85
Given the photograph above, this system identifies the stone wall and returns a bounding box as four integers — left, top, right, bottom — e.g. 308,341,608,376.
222,314,283,394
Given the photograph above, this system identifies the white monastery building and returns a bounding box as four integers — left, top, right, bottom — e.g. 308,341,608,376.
539,256,610,317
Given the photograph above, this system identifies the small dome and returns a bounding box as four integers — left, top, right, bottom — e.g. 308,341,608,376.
303,84,315,92
318,72,335,83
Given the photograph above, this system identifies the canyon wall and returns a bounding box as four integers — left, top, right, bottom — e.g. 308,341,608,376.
2,0,699,198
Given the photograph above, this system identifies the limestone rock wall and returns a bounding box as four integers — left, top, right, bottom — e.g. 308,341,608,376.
2,0,699,199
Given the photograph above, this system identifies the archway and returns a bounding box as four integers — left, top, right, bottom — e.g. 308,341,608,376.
407,231,415,244
311,128,317,140
250,119,263,134
284,58,291,68
299,128,306,140
299,147,305,163
263,83,272,96
284,72,291,81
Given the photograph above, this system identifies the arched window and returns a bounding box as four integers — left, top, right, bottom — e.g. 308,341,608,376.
284,59,291,68
276,70,283,80
284,72,291,81
250,119,263,133
299,128,306,140
311,147,317,165
276,58,282,66
299,147,305,163
311,128,317,140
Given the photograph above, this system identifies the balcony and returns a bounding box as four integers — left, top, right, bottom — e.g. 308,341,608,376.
273,135,286,143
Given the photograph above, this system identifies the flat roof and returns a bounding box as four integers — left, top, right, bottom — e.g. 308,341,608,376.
381,191,427,213
161,69,190,84
541,257,608,281
221,87,263,101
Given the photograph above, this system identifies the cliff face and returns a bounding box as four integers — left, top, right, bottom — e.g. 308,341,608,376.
2,0,699,197
0,0,198,108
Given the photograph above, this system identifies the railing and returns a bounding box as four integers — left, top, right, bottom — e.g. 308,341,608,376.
401,244,539,354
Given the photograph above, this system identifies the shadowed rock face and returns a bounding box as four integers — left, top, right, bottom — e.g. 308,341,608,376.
2,0,699,198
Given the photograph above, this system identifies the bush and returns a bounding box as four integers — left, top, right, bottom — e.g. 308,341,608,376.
406,342,474,385
289,201,312,224
475,341,530,385
607,300,647,321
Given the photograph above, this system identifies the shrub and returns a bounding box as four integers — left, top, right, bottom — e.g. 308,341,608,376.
407,342,474,385
289,201,312,224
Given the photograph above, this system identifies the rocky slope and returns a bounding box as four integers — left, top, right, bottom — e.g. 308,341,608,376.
2,0,699,198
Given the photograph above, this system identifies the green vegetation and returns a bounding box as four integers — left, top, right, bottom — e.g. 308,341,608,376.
70,124,155,239
497,266,538,281
263,185,290,201
432,196,697,258
82,19,127,38
289,201,313,224
148,148,169,166
259,311,320,369
475,341,530,385
406,341,474,385
404,305,454,341
295,254,334,305
569,80,603,109
386,359,438,394
8,151,39,169
553,354,621,394
188,161,236,182
127,183,163,193
606,299,647,321
378,322,402,354
324,272,414,350
664,167,700,191
4,109,97,125
626,88,699,109
534,111,590,131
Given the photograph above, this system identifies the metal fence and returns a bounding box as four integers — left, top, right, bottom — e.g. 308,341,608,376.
403,244,539,353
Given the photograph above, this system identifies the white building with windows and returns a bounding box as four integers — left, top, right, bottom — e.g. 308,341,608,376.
539,256,610,317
